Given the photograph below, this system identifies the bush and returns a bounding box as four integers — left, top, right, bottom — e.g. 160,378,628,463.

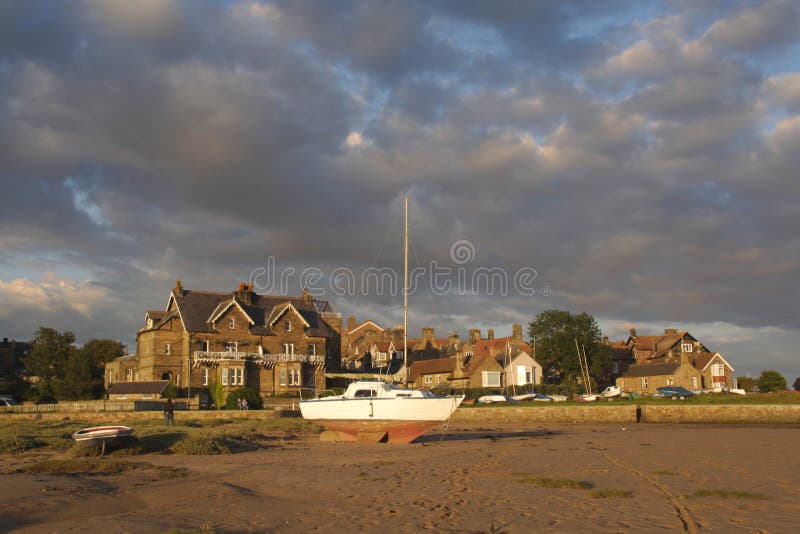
173,436,231,455
737,377,756,392
0,435,37,453
225,387,263,410
757,370,787,393
161,383,178,400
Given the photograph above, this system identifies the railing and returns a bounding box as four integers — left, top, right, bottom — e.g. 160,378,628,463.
192,351,325,366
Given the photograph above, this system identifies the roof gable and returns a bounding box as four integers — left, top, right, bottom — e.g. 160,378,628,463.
267,302,311,328
208,299,256,326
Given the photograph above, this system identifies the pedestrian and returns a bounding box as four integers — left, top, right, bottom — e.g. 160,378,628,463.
164,397,175,427
242,398,249,411
237,398,243,410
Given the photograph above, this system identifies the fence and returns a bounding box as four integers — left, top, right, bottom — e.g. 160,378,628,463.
0,398,195,414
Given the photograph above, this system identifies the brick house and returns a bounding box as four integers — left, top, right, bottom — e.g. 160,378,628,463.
693,352,735,390
105,280,342,399
616,357,703,395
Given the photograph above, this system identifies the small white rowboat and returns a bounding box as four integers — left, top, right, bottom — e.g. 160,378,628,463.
72,426,134,449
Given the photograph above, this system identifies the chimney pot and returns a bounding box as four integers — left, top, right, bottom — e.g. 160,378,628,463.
512,324,523,343
487,328,494,340
347,316,357,331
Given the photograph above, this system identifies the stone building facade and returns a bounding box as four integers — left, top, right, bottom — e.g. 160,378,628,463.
105,280,341,399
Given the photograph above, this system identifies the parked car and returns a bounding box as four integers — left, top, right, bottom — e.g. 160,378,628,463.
656,386,694,399
477,394,519,404
0,395,19,407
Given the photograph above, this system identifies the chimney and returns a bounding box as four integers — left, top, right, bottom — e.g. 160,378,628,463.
487,328,494,340
665,328,678,334
2,337,7,344
321,312,342,334
448,332,460,347
512,324,523,344
174,278,184,297
422,327,434,343
629,328,637,338
469,329,481,344
347,316,357,331
235,282,254,305
302,287,312,304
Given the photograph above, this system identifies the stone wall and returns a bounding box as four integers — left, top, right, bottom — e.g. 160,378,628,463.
452,405,637,423
640,404,800,423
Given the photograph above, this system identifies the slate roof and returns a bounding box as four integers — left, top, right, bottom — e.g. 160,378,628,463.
409,356,458,381
622,362,680,378
108,380,169,395
168,290,335,338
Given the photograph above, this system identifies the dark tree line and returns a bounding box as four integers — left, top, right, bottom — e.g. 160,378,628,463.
21,327,123,402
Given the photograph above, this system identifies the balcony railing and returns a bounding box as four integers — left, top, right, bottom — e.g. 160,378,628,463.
192,351,325,368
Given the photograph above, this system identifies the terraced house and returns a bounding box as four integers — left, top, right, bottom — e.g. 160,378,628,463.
105,280,342,399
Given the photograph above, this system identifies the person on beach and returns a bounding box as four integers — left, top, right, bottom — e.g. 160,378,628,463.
164,397,175,427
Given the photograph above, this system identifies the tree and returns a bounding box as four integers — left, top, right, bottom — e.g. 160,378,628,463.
22,327,77,401
81,339,124,365
737,376,756,392
528,310,612,390
757,370,787,393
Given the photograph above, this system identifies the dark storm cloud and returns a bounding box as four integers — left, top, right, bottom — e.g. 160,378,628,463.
1,1,799,380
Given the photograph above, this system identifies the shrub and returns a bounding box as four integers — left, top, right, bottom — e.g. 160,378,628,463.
209,379,226,409
225,387,263,410
757,371,787,393
161,383,178,400
0,435,37,453
173,436,231,455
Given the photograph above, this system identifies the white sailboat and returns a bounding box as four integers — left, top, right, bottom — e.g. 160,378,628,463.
299,196,465,443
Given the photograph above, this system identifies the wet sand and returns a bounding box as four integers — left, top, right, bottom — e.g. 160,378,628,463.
2,423,799,533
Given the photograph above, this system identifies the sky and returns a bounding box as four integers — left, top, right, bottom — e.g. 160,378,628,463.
1,1,799,383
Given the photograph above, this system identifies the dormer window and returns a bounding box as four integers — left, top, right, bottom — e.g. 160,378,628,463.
285,320,291,332
229,317,236,330
681,342,693,353
147,318,153,328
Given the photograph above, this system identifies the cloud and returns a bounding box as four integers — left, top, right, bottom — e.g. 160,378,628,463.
0,274,109,318
703,0,800,53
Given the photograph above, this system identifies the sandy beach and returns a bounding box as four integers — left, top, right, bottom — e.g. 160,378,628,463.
2,422,799,533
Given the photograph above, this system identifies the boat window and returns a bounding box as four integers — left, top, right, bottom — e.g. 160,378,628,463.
354,389,375,398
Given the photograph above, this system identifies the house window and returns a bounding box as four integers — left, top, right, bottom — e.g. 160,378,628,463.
164,343,171,355
232,368,244,386
691,376,698,388
712,363,725,377
201,368,208,386
226,341,237,353
525,367,533,384
229,317,236,330
482,371,501,388
285,320,291,332
176,374,180,387
134,370,139,381
279,368,287,386
309,344,316,356
126,369,132,381
425,375,433,384
641,377,649,390
667,377,674,386
612,362,619,374
283,343,295,355
108,371,113,384
147,318,153,328
201,340,210,352
289,369,301,386
222,368,229,386
435,375,441,384
681,342,693,353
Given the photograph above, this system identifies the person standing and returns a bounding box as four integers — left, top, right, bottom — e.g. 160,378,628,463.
164,397,175,427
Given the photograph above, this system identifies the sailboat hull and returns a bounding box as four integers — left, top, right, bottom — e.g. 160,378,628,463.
317,419,443,443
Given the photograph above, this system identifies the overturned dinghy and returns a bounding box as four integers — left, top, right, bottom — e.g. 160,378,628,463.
72,426,134,451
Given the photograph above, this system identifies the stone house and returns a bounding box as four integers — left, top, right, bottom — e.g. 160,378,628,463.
105,280,342,399
693,352,735,390
616,356,703,395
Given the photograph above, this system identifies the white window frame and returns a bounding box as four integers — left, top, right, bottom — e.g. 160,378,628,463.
134,369,139,381
226,341,238,353
681,342,693,353
667,377,674,386
691,376,698,388
285,320,292,332
435,375,441,384
232,368,244,386
229,317,236,330
279,368,287,386
289,368,301,386
222,368,229,386
201,340,210,352
201,368,208,386
283,343,295,355
712,363,725,377
482,371,501,388
164,343,171,355
309,344,316,356
126,368,133,381
641,377,649,390
424,375,433,384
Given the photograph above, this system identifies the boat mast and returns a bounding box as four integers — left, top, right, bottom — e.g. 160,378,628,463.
403,195,409,387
